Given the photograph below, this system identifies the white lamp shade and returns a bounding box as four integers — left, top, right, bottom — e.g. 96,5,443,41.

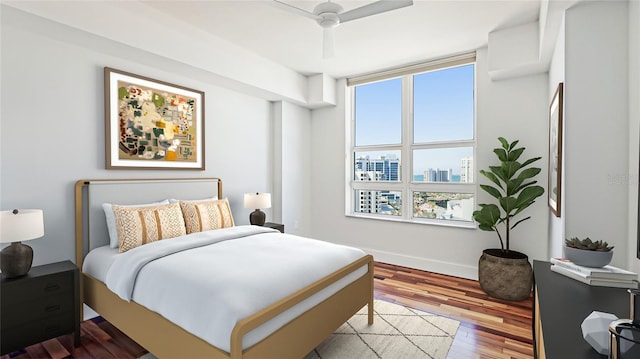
244,193,271,209
0,209,44,243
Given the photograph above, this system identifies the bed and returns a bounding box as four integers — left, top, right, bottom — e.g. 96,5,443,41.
74,178,374,359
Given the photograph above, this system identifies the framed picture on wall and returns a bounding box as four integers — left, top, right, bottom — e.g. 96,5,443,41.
548,82,563,217
104,67,205,170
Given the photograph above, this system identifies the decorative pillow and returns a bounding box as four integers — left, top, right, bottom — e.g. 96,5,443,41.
112,202,186,253
179,198,235,234
103,200,170,248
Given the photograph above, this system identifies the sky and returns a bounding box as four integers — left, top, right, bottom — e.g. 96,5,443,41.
354,64,474,175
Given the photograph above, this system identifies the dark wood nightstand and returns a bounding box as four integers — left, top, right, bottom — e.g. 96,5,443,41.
263,222,284,233
0,260,80,355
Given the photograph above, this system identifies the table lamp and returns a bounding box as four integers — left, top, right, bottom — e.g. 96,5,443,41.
0,209,44,278
244,193,271,226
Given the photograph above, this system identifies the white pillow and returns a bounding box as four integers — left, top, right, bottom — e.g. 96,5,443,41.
103,199,170,248
168,196,218,203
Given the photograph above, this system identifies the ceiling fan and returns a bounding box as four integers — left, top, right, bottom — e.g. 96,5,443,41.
272,0,414,58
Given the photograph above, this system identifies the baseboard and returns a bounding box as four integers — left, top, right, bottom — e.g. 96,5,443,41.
363,247,478,280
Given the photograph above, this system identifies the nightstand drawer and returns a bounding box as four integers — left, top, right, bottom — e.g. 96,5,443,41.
1,272,74,305
0,261,80,355
1,292,74,325
0,313,74,354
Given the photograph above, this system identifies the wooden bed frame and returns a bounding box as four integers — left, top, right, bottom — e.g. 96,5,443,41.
74,178,374,359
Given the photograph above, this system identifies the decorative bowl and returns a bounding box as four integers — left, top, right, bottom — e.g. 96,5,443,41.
564,246,613,268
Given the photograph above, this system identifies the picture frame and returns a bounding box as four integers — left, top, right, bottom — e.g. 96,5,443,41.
104,67,205,170
548,82,563,217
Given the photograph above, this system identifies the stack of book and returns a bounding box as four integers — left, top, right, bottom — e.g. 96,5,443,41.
550,258,639,289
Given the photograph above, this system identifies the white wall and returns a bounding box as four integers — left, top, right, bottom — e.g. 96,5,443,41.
628,0,640,274
310,48,549,280
272,101,312,236
0,7,274,266
563,0,630,268
548,15,565,259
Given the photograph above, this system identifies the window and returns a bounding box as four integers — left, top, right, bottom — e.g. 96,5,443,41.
347,54,476,225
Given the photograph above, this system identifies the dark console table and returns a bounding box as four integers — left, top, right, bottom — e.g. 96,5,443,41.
533,260,631,358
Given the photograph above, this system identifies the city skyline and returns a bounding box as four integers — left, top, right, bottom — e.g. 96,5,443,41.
355,153,473,182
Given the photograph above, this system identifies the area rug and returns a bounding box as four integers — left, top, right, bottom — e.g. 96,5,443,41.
138,299,460,359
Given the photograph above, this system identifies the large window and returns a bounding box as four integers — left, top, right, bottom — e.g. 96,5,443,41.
348,54,476,225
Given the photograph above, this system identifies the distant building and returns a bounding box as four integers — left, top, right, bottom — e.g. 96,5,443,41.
354,154,400,213
355,189,381,213
355,155,400,181
460,157,473,183
425,168,452,182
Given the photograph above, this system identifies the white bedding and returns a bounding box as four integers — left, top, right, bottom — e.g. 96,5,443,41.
83,225,367,352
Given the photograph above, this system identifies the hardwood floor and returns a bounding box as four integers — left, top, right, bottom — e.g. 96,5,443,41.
1,262,533,359
374,262,533,359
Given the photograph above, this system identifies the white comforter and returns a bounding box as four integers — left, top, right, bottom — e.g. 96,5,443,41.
104,225,367,352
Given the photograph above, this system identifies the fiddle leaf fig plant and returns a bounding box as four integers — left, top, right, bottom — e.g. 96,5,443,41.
472,137,545,252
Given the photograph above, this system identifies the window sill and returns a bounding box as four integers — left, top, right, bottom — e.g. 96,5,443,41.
345,213,478,229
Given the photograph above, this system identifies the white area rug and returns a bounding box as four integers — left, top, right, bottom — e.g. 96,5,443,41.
305,300,459,359
139,299,460,359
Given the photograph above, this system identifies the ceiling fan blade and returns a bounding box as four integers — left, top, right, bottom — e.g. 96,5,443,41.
338,0,413,23
322,27,335,59
271,0,321,21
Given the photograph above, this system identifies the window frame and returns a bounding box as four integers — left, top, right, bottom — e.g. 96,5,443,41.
346,55,477,228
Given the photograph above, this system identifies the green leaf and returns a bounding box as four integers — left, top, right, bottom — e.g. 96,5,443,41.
489,165,507,182
521,156,542,168
507,147,525,162
515,186,545,208
508,140,520,151
498,137,509,149
516,167,542,181
512,180,537,194
480,170,504,189
480,184,502,199
501,161,522,180
506,177,524,196
473,204,502,230
478,224,495,231
499,196,518,214
494,148,508,162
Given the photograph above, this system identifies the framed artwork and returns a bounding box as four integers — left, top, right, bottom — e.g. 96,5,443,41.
104,67,205,170
548,82,563,217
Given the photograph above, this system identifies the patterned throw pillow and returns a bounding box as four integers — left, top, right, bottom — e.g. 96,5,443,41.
113,202,187,253
179,198,235,234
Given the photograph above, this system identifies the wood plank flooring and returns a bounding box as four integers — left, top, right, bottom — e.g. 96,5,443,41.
1,262,532,359
374,262,533,359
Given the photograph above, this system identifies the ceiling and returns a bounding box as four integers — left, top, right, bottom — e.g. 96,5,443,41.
142,0,543,79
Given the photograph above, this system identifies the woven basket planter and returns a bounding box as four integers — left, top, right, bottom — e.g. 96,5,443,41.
478,249,533,301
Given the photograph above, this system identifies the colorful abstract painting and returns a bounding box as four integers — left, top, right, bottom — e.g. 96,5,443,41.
105,68,205,169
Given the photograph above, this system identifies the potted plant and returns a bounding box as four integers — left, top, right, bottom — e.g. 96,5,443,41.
564,237,614,268
473,137,545,301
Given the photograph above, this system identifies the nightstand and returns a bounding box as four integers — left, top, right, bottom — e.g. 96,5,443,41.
1,260,80,355
263,222,285,233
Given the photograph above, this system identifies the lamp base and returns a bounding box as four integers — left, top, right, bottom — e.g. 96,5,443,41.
0,242,33,278
249,209,266,226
